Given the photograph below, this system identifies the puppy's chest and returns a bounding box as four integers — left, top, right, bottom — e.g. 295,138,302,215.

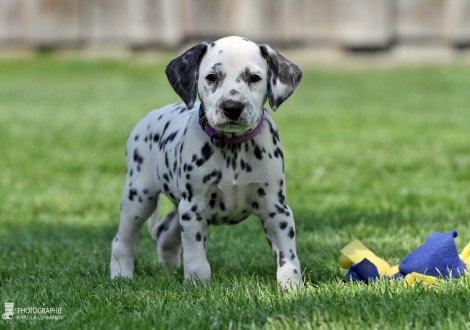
190,146,267,224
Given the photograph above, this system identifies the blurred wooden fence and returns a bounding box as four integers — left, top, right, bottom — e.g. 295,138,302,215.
1,0,469,50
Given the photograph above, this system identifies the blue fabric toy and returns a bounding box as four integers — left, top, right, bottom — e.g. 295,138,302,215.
340,230,470,285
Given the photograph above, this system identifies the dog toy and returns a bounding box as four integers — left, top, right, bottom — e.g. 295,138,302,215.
340,230,470,285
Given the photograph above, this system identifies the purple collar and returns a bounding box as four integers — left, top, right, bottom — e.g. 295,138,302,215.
198,104,265,148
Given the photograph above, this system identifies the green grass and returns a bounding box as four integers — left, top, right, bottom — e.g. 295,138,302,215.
1,55,470,329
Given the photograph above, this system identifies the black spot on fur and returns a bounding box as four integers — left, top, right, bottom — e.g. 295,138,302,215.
128,189,138,201
232,157,237,171
182,213,191,221
214,171,222,185
186,183,194,202
203,170,220,184
133,149,144,164
196,232,202,241
202,143,213,160
257,188,266,197
273,147,283,159
289,249,296,260
156,224,169,240
162,121,170,135
163,131,178,147
254,146,263,160
279,251,286,267
279,221,288,230
288,227,295,239
195,143,214,167
275,204,288,215
266,120,280,145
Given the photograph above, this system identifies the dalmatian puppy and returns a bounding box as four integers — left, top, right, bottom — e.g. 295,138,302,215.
110,36,303,288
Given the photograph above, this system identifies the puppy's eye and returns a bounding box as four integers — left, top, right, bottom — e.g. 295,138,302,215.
249,75,261,83
206,74,218,83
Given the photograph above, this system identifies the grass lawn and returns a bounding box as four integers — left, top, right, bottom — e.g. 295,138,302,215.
1,55,469,329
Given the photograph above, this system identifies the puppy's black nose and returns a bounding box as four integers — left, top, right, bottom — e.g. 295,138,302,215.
222,100,244,120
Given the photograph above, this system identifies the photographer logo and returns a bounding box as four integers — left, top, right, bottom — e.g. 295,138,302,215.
2,302,14,320
2,302,63,321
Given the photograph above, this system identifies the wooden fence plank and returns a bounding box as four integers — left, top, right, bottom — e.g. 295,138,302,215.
299,0,337,45
445,0,470,46
80,0,128,47
127,0,184,48
397,0,447,43
0,0,29,46
336,0,394,49
228,0,293,44
29,0,82,47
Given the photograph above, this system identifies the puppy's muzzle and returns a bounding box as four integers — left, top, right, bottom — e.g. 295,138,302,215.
222,100,244,120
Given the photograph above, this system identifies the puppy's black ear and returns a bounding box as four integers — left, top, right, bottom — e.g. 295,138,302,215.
165,42,209,109
259,45,302,111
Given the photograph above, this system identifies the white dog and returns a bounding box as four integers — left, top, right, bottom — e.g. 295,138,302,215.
110,36,303,288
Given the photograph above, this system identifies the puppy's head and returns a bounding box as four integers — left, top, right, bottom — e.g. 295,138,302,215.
166,36,302,135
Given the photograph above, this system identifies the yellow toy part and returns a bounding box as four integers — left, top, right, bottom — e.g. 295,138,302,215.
386,265,400,278
404,272,442,286
340,239,390,276
459,241,470,269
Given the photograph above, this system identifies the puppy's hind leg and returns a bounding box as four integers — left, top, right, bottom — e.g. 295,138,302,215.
110,182,159,279
149,206,181,269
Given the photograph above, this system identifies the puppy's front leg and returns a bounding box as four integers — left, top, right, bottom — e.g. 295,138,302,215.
262,204,302,288
178,200,211,283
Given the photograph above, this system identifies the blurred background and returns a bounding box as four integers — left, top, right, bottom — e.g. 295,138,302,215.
1,0,470,62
